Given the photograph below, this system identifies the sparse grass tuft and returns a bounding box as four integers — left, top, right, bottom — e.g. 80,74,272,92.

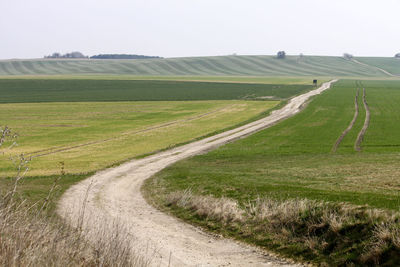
165,189,245,223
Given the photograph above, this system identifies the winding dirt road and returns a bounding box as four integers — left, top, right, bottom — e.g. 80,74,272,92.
58,80,337,266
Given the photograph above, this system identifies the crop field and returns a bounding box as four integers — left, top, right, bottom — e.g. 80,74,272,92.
1,77,318,204
145,79,400,264
0,79,312,103
0,55,394,77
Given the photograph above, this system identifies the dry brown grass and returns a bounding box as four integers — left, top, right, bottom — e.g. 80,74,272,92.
0,197,150,266
165,190,400,265
166,189,244,223
0,126,149,267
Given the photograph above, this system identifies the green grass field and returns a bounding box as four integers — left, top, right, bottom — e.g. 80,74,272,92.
145,79,400,265
0,55,396,77
0,79,313,103
148,80,400,209
0,100,277,177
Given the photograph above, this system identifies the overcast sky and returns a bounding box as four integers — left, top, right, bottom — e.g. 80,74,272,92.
1,0,399,59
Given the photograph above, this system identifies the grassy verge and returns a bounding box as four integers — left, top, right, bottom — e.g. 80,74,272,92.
143,189,400,266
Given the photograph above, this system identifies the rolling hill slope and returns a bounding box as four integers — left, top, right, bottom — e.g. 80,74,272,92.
0,55,397,77
355,57,400,76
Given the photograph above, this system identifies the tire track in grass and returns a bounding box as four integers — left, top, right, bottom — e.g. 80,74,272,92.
331,87,360,152
354,87,370,151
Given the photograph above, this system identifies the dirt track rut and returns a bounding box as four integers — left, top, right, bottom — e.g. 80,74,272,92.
332,88,360,152
355,88,370,151
58,80,337,266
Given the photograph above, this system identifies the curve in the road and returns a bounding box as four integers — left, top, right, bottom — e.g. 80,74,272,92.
58,80,337,267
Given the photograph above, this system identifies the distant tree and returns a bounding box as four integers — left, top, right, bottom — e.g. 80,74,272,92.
395,53,400,58
343,53,353,60
277,51,286,59
64,51,87,58
44,52,61,58
44,51,87,59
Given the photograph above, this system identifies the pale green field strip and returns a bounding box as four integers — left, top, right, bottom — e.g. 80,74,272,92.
0,55,393,77
0,100,277,177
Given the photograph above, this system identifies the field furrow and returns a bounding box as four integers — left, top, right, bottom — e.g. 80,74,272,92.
1,55,397,76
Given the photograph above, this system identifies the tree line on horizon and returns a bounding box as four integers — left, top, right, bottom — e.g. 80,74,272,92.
45,51,400,60
44,52,162,59
44,51,88,59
